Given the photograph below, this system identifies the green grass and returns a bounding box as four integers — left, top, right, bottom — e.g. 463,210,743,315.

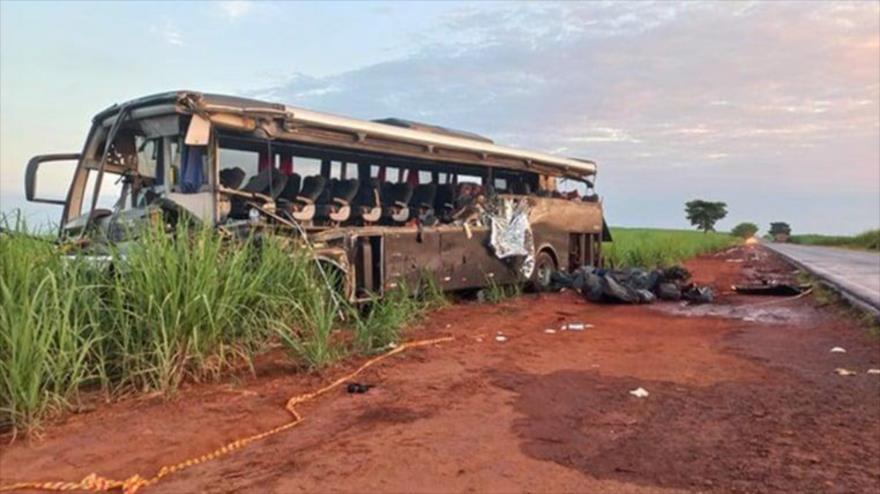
0,217,447,434
603,227,738,268
1,220,326,433
482,275,523,303
0,225,104,436
789,229,879,251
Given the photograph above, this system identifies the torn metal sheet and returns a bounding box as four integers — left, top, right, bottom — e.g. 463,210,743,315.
486,198,535,278
733,283,812,296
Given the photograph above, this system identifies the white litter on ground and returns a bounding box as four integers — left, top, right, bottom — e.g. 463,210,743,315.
495,335,508,342
867,369,880,375
835,368,857,376
544,329,557,334
629,387,650,398
830,347,847,353
562,323,594,331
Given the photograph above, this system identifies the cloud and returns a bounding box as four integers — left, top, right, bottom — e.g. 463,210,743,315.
252,2,879,234
219,1,253,20
151,20,184,46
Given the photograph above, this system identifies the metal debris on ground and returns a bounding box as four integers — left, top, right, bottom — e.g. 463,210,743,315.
552,265,714,305
347,383,374,394
867,369,880,375
835,368,857,376
495,335,508,342
629,387,650,398
830,347,847,353
733,282,812,296
544,329,557,334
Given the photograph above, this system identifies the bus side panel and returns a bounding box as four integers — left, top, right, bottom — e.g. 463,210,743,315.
528,197,604,272
382,229,442,292
438,227,518,290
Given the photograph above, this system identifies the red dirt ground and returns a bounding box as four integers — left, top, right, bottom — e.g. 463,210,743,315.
2,245,879,493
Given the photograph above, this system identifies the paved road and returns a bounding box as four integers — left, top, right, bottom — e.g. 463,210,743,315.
764,242,880,311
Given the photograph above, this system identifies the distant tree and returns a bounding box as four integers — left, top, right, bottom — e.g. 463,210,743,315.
731,222,759,239
685,200,728,233
769,222,792,236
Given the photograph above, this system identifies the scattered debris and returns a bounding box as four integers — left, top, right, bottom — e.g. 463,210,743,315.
733,282,812,296
552,265,714,305
867,369,880,375
544,329,557,334
495,335,508,342
629,387,650,398
834,368,857,376
830,347,847,353
347,383,374,394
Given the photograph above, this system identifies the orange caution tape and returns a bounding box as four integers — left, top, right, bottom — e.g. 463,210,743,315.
1,336,454,494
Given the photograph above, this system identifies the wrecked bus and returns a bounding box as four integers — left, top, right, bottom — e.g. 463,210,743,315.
24,91,610,300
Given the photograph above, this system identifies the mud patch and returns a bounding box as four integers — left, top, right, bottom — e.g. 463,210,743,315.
356,406,431,425
496,369,880,493
654,302,808,325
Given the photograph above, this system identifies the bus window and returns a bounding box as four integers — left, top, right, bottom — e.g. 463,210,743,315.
493,178,508,192
294,157,321,178
218,145,260,186
457,174,482,184
419,171,432,183
80,169,124,217
557,177,587,198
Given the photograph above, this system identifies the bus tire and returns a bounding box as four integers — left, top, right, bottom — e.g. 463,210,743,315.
531,250,557,292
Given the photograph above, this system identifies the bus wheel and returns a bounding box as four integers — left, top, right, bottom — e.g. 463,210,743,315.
531,250,557,292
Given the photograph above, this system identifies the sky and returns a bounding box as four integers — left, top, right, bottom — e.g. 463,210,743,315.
1,0,878,234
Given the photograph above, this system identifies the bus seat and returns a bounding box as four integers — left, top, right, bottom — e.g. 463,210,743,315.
219,167,246,189
229,168,288,219
381,182,413,223
279,173,301,201
275,172,301,211
316,178,360,223
435,183,457,223
353,178,381,224
409,183,436,221
241,168,288,199
290,175,327,222
511,180,532,195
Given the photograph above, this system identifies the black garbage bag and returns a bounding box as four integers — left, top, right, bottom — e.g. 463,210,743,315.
682,284,714,303
662,265,692,282
551,264,712,306
656,282,682,301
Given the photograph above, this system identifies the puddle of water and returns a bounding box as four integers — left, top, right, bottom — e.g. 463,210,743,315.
654,302,805,325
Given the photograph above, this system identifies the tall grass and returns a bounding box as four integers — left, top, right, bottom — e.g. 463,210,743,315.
0,221,321,433
100,225,315,391
789,229,879,251
603,227,737,268
275,263,346,369
0,218,104,434
1,218,447,434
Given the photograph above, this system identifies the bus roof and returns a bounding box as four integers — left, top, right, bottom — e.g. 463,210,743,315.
96,90,598,177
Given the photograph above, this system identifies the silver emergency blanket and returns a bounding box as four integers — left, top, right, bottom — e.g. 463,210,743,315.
486,198,535,278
